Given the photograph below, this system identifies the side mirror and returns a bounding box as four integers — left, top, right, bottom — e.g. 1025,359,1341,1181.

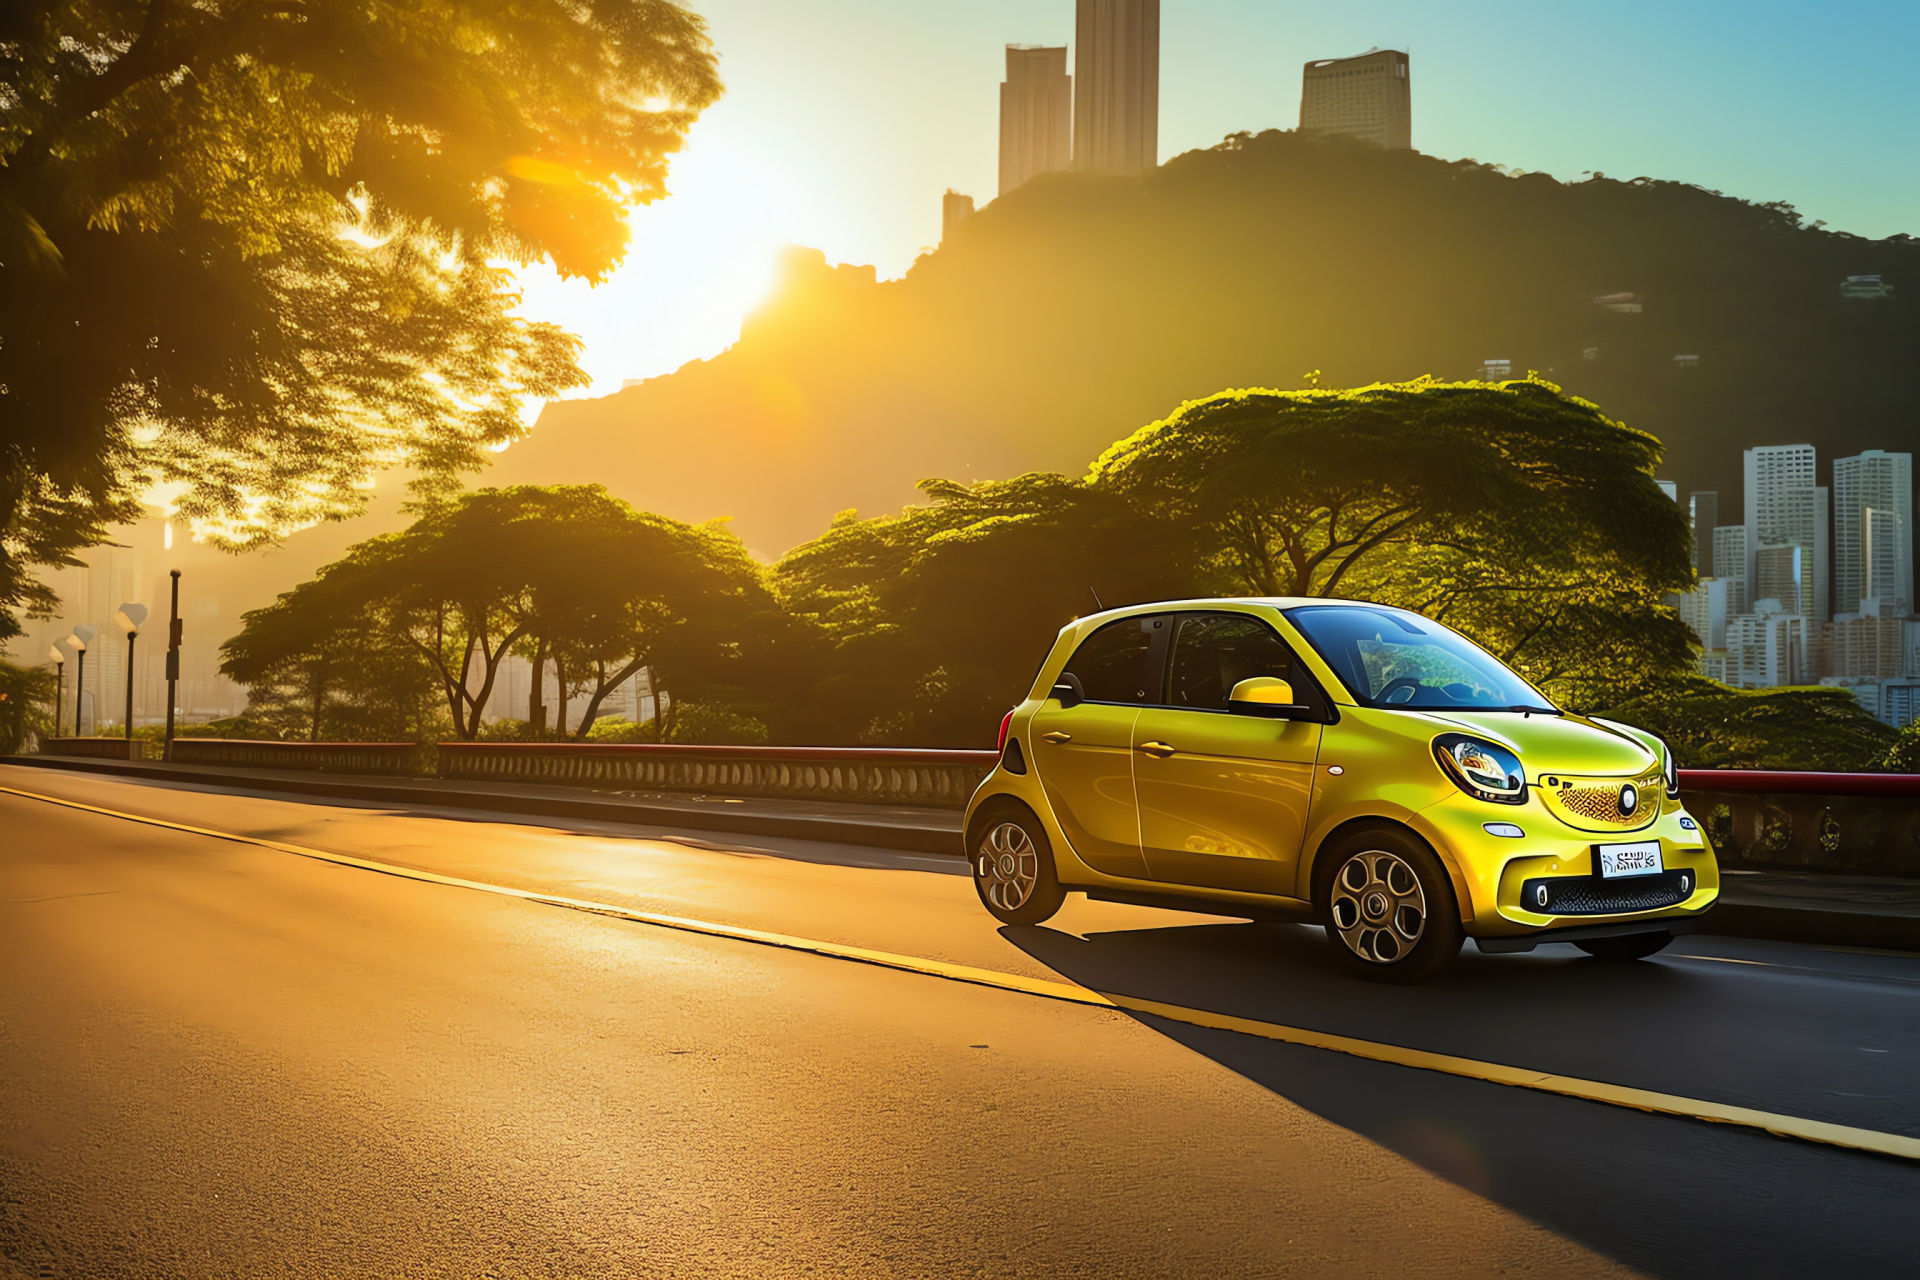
1049,673,1085,708
1228,676,1308,719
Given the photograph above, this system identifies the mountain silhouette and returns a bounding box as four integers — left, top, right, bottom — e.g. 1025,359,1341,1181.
494,128,1917,555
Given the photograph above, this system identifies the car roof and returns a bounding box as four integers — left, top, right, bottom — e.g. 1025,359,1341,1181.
1071,597,1397,626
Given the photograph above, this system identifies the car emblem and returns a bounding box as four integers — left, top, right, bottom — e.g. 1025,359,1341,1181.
1618,783,1638,816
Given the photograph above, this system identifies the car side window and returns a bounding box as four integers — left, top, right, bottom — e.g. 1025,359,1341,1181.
1062,617,1162,704
1165,613,1323,713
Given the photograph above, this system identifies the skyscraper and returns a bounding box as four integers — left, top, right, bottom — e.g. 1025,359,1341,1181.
999,45,1071,196
1713,525,1748,615
1744,444,1827,620
1688,492,1718,577
1073,0,1158,172
941,190,975,244
1300,47,1412,150
1833,449,1914,616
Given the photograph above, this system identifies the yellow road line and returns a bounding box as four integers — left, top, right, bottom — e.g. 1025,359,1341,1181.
6,781,1917,1164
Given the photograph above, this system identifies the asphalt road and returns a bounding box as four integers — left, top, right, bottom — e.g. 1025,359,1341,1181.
1,765,1916,1279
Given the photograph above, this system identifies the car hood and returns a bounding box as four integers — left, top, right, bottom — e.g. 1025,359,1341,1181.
1416,710,1656,777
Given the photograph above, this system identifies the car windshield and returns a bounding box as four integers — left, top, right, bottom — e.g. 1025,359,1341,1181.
1283,605,1557,713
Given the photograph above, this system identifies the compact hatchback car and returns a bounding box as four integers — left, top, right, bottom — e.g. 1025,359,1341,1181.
966,599,1718,981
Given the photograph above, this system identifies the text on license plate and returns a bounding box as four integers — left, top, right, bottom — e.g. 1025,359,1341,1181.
1595,841,1663,879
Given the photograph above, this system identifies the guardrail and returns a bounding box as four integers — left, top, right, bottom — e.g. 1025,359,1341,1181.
167,740,426,776
435,743,999,809
1678,769,1920,877
40,737,151,761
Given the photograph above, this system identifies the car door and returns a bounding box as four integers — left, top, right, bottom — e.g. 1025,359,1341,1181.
1132,612,1324,897
1029,614,1166,881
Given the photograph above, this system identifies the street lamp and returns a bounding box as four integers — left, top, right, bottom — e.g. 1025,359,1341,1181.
66,627,92,736
48,644,65,739
114,604,149,743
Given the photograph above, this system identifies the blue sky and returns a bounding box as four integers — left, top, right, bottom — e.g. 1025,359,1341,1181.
515,0,1919,391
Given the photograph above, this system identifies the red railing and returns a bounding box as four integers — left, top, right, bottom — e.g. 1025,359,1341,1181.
1678,769,1919,797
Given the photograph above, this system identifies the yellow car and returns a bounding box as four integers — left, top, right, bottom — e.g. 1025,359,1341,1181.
966,599,1718,982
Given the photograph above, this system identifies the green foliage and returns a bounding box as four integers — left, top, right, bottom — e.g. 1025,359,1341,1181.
1596,677,1900,771
0,658,56,753
774,473,1203,743
222,485,777,741
1092,378,1696,709
1881,724,1920,773
654,703,769,745
583,717,653,744
0,0,721,634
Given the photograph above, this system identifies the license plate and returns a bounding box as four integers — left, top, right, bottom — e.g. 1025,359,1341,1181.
1595,841,1663,879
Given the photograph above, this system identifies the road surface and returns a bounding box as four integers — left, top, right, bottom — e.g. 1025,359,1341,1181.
1,764,1916,1278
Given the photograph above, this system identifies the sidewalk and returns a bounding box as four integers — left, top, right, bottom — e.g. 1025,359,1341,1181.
8,753,1918,952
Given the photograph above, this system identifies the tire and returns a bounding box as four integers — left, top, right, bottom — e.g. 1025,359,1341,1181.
1317,828,1463,983
1575,931,1673,962
968,805,1067,926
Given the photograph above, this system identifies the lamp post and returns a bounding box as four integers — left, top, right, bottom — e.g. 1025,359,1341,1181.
48,645,65,739
165,570,182,762
66,628,91,736
114,604,149,743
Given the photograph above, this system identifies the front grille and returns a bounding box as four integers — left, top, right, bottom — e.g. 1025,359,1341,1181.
1520,871,1691,916
1536,772,1663,831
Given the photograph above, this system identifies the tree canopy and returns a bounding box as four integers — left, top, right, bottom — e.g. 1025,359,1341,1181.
222,485,773,741
0,0,721,638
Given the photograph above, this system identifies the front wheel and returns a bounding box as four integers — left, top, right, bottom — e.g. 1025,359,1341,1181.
1575,932,1673,962
969,807,1066,926
1319,830,1463,983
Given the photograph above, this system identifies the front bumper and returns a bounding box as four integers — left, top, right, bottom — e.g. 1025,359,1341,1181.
1413,790,1719,941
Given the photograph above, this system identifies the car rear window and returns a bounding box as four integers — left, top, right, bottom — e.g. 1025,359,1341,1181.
1062,617,1160,703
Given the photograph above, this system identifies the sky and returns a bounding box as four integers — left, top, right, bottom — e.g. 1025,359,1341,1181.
512,0,1920,396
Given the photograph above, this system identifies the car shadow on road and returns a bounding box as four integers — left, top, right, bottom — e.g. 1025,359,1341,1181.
1004,920,1920,1280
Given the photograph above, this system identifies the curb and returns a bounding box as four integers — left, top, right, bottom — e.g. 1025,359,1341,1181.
1696,903,1920,953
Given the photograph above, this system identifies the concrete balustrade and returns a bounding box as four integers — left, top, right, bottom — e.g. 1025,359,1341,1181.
167,739,426,776
41,737,151,761
1678,770,1920,877
435,743,999,809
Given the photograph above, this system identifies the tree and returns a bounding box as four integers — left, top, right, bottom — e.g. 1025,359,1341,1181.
1091,378,1696,706
1596,677,1899,772
0,0,722,635
775,473,1203,743
0,657,57,753
221,484,778,742
221,561,442,741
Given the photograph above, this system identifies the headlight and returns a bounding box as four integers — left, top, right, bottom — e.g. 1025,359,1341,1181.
1433,734,1527,804
1658,738,1679,797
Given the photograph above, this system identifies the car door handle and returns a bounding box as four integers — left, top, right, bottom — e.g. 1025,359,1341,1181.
1040,731,1072,744
1137,741,1177,758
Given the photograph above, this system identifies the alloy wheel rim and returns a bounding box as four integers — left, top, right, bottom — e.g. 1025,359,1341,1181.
977,821,1037,912
1329,849,1427,964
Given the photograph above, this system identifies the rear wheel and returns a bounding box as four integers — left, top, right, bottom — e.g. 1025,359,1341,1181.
969,806,1066,926
1318,829,1462,983
1575,932,1673,962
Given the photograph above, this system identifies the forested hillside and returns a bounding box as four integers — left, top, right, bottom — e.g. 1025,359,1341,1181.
497,129,1917,553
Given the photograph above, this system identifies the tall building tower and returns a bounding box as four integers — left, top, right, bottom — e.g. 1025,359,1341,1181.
1300,47,1412,150
1689,492,1719,577
1073,0,1159,172
999,45,1071,196
1744,444,1827,620
941,190,975,244
1713,525,1748,615
1833,450,1914,616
